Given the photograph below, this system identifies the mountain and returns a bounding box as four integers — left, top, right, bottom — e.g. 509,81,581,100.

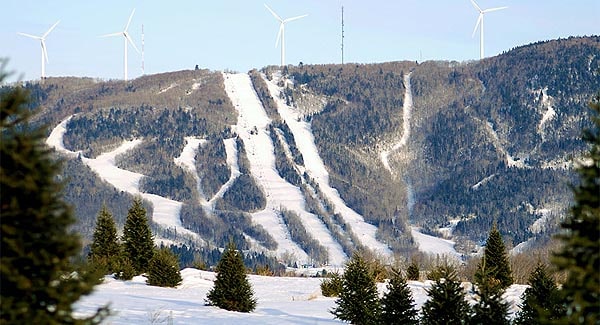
12,36,600,266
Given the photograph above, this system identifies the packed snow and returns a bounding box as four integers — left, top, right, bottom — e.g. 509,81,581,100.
411,227,462,261
73,268,527,324
46,118,202,243
381,71,413,173
263,72,392,258
537,87,556,141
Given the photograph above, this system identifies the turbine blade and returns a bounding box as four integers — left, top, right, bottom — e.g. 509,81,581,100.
125,8,136,31
275,24,283,48
483,6,508,13
472,14,482,38
264,4,283,22
41,40,49,63
17,32,42,39
100,32,122,38
43,20,60,38
470,0,482,12
125,32,140,54
284,14,308,23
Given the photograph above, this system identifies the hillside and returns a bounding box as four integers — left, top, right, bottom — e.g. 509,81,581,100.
12,36,600,267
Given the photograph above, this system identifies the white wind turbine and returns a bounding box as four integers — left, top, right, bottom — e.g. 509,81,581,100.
101,9,140,80
470,0,507,60
264,4,308,67
17,20,60,79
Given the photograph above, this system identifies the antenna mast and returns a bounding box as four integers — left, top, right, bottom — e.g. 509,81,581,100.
141,23,145,75
341,6,344,64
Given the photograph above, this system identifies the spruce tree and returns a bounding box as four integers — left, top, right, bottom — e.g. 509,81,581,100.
380,268,419,325
147,248,182,287
421,265,471,325
122,197,155,274
406,260,420,281
514,262,564,325
552,92,600,324
0,69,108,324
88,204,121,274
206,241,256,312
471,262,509,325
331,252,381,325
475,223,513,289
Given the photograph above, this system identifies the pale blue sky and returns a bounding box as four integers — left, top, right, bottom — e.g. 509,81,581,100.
2,0,598,82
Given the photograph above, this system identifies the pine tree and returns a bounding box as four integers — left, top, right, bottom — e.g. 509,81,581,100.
406,260,420,281
122,197,155,274
88,204,121,274
421,265,471,325
471,261,509,325
380,268,419,325
552,92,600,324
0,69,108,324
331,252,381,325
147,248,182,287
514,262,564,325
475,223,513,289
206,241,256,312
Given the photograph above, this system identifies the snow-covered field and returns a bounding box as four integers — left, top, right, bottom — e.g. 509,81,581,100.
74,268,527,324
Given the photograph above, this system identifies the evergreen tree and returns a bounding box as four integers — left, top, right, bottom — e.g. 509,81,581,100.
88,204,121,274
421,265,471,325
475,223,513,289
514,262,564,325
380,268,419,325
122,197,155,274
206,241,256,312
471,261,509,325
147,248,182,287
331,252,381,325
552,92,600,324
320,272,343,297
406,260,420,281
0,68,108,324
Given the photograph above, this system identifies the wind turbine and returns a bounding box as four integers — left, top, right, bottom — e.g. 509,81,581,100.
17,20,60,79
470,0,507,60
264,4,307,67
101,9,140,80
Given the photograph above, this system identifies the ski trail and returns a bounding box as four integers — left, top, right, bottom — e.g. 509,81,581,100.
46,116,202,243
174,136,208,204
223,72,314,263
205,138,241,211
381,72,413,173
264,73,392,257
537,87,556,141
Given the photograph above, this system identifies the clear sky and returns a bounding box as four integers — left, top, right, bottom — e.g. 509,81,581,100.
2,0,598,82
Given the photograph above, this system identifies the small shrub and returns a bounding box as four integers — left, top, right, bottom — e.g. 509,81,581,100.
320,272,343,297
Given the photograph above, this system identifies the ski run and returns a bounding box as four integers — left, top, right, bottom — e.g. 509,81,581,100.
47,70,462,267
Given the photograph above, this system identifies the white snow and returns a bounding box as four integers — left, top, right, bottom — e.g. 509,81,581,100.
205,138,242,210
482,121,529,169
537,87,556,141
158,83,178,94
411,227,462,261
174,136,207,204
381,72,413,173
46,117,202,243
74,268,527,324
471,174,496,190
263,72,392,258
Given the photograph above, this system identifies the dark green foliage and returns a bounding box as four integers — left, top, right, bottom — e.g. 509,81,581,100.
147,248,182,287
380,269,419,325
421,265,471,325
406,260,420,281
471,263,509,325
514,262,564,324
552,92,600,324
222,174,266,212
122,197,155,274
88,204,121,274
207,241,256,312
113,255,136,281
0,70,108,324
331,252,381,324
320,272,343,297
475,224,513,289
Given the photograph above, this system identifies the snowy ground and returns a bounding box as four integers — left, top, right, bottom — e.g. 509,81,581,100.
74,268,527,324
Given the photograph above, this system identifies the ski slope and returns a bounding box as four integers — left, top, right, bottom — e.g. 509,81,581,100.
381,71,413,173
46,118,202,243
264,73,392,257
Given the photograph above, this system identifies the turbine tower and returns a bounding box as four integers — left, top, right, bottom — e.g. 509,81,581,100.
264,4,307,67
101,9,140,80
470,0,507,60
17,20,60,79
